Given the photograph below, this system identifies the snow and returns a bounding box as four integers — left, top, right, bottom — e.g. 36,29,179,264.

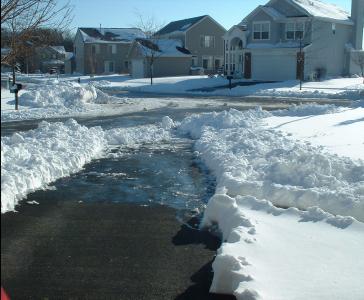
137,39,191,57
178,107,364,299
1,120,106,213
265,107,364,160
1,118,173,213
292,0,352,23
80,28,146,43
1,73,364,299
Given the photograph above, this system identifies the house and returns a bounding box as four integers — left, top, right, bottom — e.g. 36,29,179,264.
128,38,192,78
74,27,146,75
156,15,226,73
31,46,67,73
224,0,364,80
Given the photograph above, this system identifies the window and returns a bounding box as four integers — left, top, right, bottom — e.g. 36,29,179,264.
124,61,129,69
92,44,100,55
286,22,305,40
253,22,270,40
225,40,229,51
201,35,215,48
109,44,117,54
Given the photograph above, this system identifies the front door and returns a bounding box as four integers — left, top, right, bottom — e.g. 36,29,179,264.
244,53,251,79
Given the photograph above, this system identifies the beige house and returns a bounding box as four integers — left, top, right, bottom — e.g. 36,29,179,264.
156,15,226,73
74,27,145,75
128,39,192,78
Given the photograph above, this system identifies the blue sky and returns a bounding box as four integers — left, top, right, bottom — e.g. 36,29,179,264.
64,0,351,33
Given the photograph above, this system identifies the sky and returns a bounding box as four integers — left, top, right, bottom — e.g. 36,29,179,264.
62,0,352,33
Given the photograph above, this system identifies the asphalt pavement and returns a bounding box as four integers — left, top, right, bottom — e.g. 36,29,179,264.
1,199,236,300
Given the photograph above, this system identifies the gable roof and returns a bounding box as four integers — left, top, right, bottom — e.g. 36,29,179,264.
78,27,146,43
290,0,352,24
50,46,66,54
156,15,208,35
242,0,353,25
131,39,191,58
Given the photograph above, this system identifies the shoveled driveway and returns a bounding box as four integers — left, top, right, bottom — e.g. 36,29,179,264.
1,199,235,299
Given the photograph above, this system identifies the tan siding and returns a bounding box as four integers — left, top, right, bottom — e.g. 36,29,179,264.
185,17,226,70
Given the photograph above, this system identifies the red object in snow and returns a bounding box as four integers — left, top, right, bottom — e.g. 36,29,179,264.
1,287,10,300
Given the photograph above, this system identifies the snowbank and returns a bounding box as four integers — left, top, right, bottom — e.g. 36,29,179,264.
178,108,364,299
1,118,174,213
1,120,106,212
179,108,364,221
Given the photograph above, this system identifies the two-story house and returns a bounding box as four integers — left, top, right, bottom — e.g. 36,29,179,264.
31,46,67,73
74,27,145,75
224,0,364,81
155,15,226,73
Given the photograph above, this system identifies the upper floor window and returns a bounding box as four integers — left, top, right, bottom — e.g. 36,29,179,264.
201,35,215,48
109,44,117,54
92,44,100,55
253,22,270,40
286,22,305,40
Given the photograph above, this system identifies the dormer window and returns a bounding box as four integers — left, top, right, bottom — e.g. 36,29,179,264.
286,22,305,40
253,21,270,40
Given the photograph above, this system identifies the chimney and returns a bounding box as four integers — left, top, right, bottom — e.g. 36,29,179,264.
351,0,364,49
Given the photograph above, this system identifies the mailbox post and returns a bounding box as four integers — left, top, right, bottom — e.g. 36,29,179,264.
227,75,233,90
10,83,22,110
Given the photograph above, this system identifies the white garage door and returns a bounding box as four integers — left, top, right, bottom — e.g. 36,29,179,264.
131,59,144,78
252,53,296,81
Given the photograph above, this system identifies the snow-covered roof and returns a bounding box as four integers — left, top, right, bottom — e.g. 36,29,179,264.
134,39,191,58
241,0,353,25
50,46,66,54
79,28,146,44
42,59,65,65
291,0,352,24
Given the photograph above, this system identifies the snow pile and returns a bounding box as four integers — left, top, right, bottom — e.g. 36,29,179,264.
203,192,364,300
273,103,340,116
178,108,364,299
179,108,364,221
1,120,106,213
106,116,174,146
18,81,119,109
1,118,174,213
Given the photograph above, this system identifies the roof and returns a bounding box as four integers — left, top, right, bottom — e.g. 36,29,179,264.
133,39,191,58
50,46,66,54
79,28,146,43
242,0,353,25
290,0,352,24
156,15,208,35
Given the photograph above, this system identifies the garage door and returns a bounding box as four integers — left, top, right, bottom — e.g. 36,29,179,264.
252,53,296,81
131,59,144,78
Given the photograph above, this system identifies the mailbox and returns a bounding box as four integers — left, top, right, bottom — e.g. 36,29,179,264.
227,76,233,90
10,83,22,93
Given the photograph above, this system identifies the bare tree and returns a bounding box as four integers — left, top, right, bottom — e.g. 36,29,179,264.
1,0,73,109
133,11,166,85
1,0,73,65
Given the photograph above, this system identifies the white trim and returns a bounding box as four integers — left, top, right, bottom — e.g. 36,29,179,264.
252,21,271,41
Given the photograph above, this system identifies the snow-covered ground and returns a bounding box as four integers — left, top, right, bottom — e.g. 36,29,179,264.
178,108,364,299
1,74,364,299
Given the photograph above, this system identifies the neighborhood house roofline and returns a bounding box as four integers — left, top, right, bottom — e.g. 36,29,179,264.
128,39,192,58
241,0,354,25
156,15,226,36
78,27,146,43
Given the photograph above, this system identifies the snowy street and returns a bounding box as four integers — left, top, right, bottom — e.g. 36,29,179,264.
1,75,364,299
